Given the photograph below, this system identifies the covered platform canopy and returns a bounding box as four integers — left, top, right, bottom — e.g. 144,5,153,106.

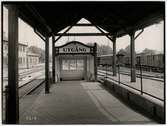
13,2,164,37
3,1,164,124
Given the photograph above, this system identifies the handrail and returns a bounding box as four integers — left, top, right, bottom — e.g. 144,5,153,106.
97,71,164,102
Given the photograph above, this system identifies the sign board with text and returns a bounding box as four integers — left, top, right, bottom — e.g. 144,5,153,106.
55,41,95,55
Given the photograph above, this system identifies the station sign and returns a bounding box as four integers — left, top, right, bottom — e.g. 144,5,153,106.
55,41,95,55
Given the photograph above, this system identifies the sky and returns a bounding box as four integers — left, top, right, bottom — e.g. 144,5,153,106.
3,6,164,54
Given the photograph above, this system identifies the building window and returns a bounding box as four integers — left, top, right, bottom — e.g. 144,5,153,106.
19,46,20,52
23,57,25,64
23,46,25,52
30,57,32,63
4,45,8,50
21,57,22,64
19,57,20,64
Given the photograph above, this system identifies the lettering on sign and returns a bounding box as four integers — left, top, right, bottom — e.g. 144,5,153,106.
62,46,86,53
58,42,91,54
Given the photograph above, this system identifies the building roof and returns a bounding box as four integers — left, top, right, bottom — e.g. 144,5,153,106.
3,2,164,39
3,40,28,47
27,52,40,57
97,54,113,57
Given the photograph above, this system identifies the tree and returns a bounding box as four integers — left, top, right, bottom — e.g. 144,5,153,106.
87,43,113,56
141,48,156,55
117,45,130,57
117,48,126,55
98,45,113,55
124,45,131,56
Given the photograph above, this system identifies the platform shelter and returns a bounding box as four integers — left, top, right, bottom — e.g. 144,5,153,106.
54,41,97,81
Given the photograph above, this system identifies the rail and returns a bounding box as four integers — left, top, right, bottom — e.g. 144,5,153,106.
98,69,164,82
98,64,164,73
98,65,164,81
19,79,45,98
97,65,164,102
4,78,45,123
125,64,164,73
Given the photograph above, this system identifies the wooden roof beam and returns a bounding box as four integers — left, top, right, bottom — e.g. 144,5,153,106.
88,20,115,42
54,33,113,36
133,10,164,30
71,23,121,27
25,4,52,35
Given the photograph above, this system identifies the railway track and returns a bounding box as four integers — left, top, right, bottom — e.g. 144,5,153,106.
19,79,45,98
2,78,45,123
98,70,164,82
98,67,163,78
3,66,44,81
19,65,43,74
3,66,45,97
19,67,44,80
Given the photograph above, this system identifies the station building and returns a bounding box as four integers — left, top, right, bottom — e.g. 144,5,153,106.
3,40,40,69
27,52,40,68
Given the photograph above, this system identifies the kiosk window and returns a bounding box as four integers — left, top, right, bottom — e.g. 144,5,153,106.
69,60,77,70
77,60,84,70
62,60,69,70
62,59,84,70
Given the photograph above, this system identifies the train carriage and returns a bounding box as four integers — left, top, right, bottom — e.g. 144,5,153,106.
97,54,113,66
97,53,164,73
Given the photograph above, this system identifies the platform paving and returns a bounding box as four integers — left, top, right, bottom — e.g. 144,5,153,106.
19,81,156,124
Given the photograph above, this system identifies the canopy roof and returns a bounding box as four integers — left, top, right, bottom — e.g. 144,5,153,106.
4,2,165,38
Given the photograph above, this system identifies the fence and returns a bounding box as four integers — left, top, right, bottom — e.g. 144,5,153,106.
97,64,164,102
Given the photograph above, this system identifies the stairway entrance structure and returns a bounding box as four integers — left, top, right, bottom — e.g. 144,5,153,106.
54,41,97,81
2,2,164,124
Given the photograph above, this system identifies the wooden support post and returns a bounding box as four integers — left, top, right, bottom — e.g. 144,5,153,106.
112,36,117,76
52,35,55,83
94,43,97,81
130,31,136,82
7,5,19,124
45,36,50,93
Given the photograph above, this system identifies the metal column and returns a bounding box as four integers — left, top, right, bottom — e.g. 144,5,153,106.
112,36,117,76
52,35,55,83
130,31,136,82
45,36,50,93
7,5,19,124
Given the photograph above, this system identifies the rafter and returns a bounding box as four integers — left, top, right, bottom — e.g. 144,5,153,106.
54,33,113,36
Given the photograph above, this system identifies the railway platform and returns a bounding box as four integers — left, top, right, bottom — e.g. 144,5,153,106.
19,81,156,124
3,2,164,124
